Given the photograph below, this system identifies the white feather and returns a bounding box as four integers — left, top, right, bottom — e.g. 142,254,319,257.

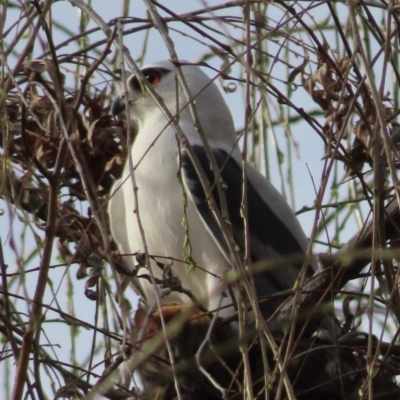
108,60,313,319
109,61,237,317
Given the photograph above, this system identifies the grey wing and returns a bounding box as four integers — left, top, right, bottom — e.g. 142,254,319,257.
181,145,315,316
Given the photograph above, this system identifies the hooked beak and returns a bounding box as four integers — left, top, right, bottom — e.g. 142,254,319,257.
111,97,126,118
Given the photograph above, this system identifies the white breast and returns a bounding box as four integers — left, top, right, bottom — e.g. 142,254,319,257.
109,118,233,318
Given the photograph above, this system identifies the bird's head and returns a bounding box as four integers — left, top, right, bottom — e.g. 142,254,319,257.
112,60,236,143
112,60,172,120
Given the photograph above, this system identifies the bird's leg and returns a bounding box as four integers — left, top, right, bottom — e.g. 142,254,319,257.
134,305,213,398
135,304,211,336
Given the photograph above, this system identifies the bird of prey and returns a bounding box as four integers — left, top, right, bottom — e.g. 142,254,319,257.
109,59,319,397
109,61,315,317
109,59,316,322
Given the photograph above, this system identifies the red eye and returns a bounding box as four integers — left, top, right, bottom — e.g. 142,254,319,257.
145,70,161,85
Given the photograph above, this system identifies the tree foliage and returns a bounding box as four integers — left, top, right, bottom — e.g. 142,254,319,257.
1,1,400,399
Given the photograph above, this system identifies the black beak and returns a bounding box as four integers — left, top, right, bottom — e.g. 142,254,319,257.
112,97,126,118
